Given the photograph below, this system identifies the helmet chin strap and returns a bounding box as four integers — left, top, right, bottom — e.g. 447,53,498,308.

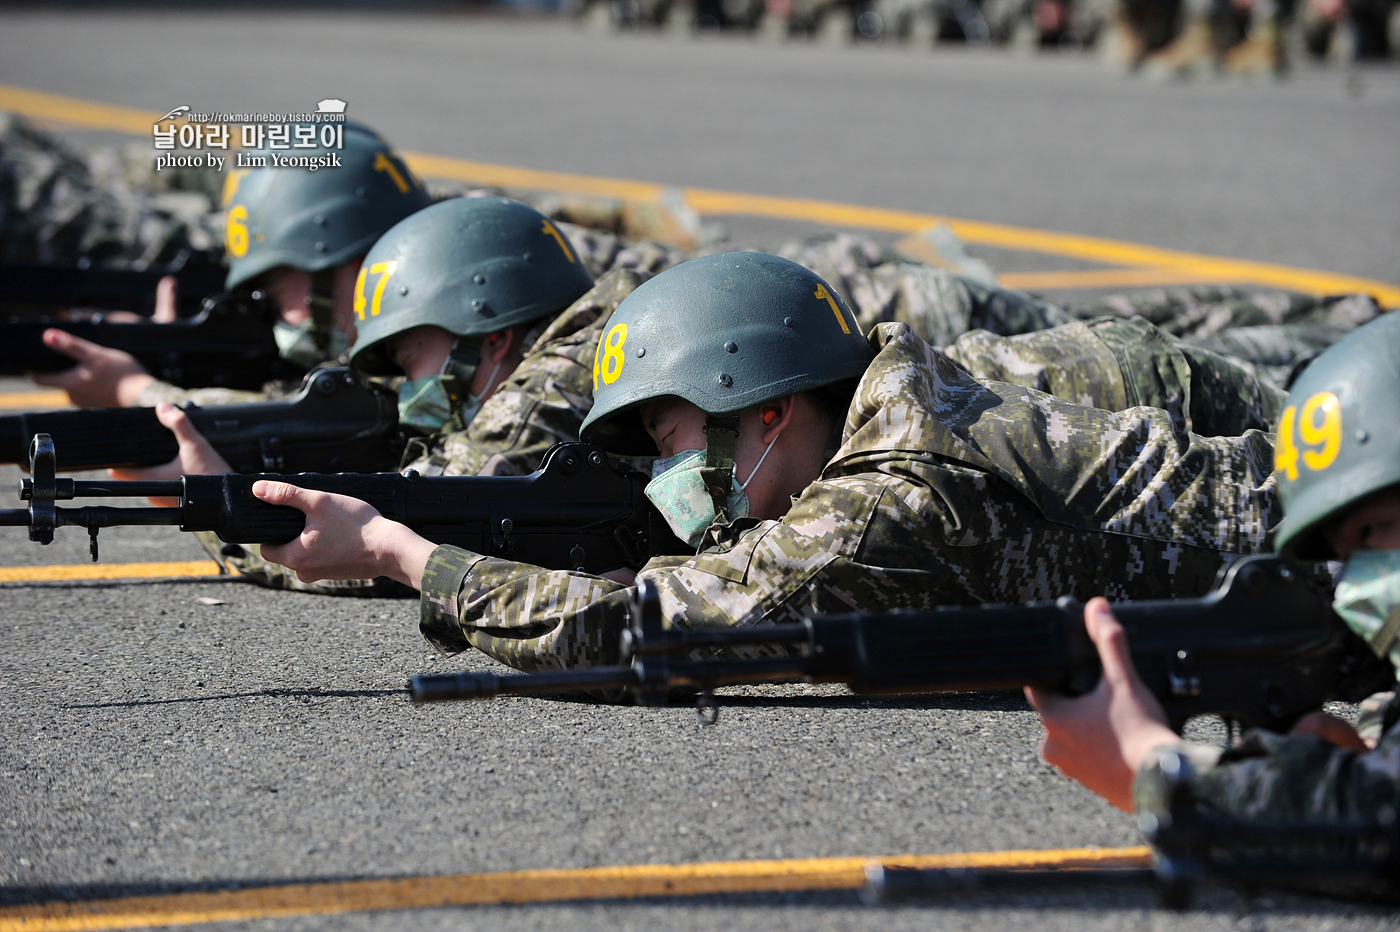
307,268,338,355
437,338,482,432
699,414,740,522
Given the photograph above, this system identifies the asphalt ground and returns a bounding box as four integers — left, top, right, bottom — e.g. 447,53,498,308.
1,10,1399,931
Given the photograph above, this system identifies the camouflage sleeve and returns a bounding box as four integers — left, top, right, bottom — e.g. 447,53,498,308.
846,263,1069,348
943,316,1284,436
402,268,649,478
1135,694,1400,899
1066,286,1381,370
196,531,415,598
416,473,947,672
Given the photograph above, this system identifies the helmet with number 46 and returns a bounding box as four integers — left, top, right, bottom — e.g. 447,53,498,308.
222,123,433,291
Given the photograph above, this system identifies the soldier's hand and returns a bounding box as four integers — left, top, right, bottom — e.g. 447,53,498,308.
1027,598,1181,812
252,482,437,589
152,275,178,324
31,328,156,408
109,403,234,504
1290,711,1371,752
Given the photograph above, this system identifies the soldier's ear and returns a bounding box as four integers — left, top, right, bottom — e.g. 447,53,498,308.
758,396,797,444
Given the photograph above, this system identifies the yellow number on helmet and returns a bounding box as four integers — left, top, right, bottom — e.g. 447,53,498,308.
814,284,851,335
226,205,250,258
1274,405,1299,481
1299,391,1342,473
600,323,628,386
353,267,369,321
367,261,399,318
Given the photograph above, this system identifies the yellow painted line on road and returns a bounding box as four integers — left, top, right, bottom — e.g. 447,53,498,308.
0,846,1150,931
3,83,1396,306
997,267,1241,291
0,390,71,409
0,85,158,136
0,561,222,583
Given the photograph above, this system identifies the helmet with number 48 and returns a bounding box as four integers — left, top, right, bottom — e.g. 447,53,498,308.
580,251,874,457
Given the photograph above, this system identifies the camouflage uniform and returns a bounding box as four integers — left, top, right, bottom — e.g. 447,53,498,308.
1068,285,1382,387
771,233,1072,344
0,111,222,268
204,268,652,594
943,316,1285,436
418,322,1278,672
1136,695,1400,900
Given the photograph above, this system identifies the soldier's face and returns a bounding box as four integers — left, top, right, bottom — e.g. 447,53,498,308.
640,396,707,460
386,325,456,380
258,262,361,339
1324,485,1400,559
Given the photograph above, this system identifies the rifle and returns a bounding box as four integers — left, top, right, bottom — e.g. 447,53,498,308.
408,555,1395,734
0,290,306,391
0,435,688,571
0,252,227,318
0,368,414,474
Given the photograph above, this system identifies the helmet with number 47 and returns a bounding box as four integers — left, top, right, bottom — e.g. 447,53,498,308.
580,251,874,457
1272,310,1400,560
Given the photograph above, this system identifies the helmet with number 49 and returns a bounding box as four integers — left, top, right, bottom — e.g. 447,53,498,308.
1272,310,1400,560
580,252,874,457
222,123,433,291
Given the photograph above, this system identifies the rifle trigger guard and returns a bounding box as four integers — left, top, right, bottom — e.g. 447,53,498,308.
259,436,285,472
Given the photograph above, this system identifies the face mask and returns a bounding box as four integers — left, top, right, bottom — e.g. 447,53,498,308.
395,357,501,433
644,433,779,548
1332,549,1400,672
273,318,353,369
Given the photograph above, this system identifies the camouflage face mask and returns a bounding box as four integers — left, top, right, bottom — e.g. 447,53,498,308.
396,358,500,434
644,434,779,548
1333,549,1400,672
273,318,353,369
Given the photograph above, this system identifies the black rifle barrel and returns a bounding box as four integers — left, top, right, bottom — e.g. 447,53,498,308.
10,436,689,575
0,290,304,390
0,254,226,318
0,505,179,528
0,368,409,473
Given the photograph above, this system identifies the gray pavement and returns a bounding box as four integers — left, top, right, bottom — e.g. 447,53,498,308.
1,11,1398,930
1,11,1397,284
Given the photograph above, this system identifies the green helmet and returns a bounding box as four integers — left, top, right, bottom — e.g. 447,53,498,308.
222,124,433,291
580,252,874,457
348,196,595,376
1273,310,1400,560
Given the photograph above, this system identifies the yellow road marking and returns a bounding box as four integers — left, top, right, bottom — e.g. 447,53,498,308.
0,390,71,409
0,561,222,583
997,267,1242,291
0,846,1150,931
2,82,1396,306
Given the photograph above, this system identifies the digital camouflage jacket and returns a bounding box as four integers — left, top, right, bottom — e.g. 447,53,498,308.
1136,688,1400,901
418,322,1278,672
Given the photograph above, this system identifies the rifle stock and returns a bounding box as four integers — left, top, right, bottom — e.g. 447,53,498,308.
0,435,688,573
0,290,305,390
410,557,1395,734
0,368,413,473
